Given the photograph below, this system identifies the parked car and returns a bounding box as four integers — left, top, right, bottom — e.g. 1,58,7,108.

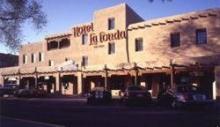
0,84,19,97
87,87,112,105
14,88,47,98
157,85,213,108
121,85,152,106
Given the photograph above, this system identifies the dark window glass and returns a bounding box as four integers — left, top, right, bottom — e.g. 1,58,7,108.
170,33,180,47
60,38,70,48
39,52,42,62
108,18,115,30
31,54,34,63
135,38,143,52
108,42,115,54
49,60,51,66
47,41,58,50
82,34,88,45
196,29,207,44
82,56,88,66
23,55,26,64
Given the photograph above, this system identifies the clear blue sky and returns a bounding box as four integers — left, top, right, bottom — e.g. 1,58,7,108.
0,0,219,54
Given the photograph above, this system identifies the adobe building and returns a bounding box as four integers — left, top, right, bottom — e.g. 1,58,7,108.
0,3,220,99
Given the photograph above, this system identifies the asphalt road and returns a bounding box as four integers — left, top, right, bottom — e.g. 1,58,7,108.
0,98,220,127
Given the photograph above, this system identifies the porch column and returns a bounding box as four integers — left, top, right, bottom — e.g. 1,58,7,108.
134,62,138,86
170,60,175,89
56,72,61,93
0,75,4,85
18,69,21,85
77,71,83,95
104,65,108,90
34,67,38,88
215,66,220,100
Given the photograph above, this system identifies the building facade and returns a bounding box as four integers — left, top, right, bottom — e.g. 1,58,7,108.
0,4,220,99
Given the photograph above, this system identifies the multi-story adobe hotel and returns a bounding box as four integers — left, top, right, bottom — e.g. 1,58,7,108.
0,4,220,99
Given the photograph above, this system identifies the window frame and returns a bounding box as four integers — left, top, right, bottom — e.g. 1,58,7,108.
31,53,36,63
196,28,207,44
108,42,115,55
82,56,88,66
170,32,180,47
108,18,115,30
135,38,143,52
23,54,28,64
82,34,88,45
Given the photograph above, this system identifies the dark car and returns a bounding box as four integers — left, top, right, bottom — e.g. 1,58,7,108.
157,85,213,108
14,88,47,98
121,86,152,106
0,84,19,97
87,87,112,105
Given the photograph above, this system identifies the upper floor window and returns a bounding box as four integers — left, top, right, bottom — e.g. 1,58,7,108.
135,38,143,52
108,42,115,55
60,38,70,48
49,60,54,66
170,32,180,47
82,56,88,66
108,18,115,30
23,54,28,64
82,34,88,45
196,28,207,44
31,53,36,63
39,52,44,62
47,41,58,50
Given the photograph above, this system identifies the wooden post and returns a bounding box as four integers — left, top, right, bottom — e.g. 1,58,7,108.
134,62,138,86
170,60,175,89
18,69,21,86
34,67,38,88
104,64,108,90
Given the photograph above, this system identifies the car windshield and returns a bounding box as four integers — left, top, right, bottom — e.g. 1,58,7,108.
3,85,17,89
127,86,142,91
177,86,198,93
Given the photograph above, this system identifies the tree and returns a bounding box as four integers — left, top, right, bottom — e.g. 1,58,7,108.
0,0,47,50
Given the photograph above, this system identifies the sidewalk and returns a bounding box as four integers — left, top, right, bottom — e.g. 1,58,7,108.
0,116,64,127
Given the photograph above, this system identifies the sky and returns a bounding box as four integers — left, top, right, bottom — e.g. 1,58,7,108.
0,0,220,54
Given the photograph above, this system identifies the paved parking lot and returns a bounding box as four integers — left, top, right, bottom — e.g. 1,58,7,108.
0,97,220,127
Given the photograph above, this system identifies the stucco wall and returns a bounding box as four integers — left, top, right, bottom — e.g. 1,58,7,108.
128,10,220,65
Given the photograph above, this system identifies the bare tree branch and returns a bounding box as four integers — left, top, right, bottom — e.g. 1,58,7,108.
0,0,47,51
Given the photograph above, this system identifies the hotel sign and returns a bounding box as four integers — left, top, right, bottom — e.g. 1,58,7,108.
73,23,127,45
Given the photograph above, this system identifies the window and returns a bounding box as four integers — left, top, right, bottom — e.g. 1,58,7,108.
39,52,44,62
82,56,88,66
23,54,28,64
82,34,88,45
31,53,36,63
60,38,70,48
170,33,180,47
108,42,115,54
47,41,58,50
135,38,143,52
108,18,115,30
49,60,54,66
196,28,207,44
